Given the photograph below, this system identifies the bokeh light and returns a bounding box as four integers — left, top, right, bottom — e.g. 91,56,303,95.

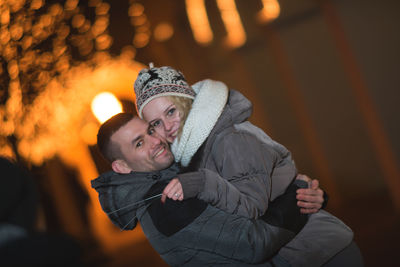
153,22,174,42
0,0,145,164
185,0,213,45
91,92,123,124
257,0,280,23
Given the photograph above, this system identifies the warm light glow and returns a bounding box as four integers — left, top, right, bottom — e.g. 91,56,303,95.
1,8,10,25
128,3,144,17
133,32,150,48
91,92,123,124
80,122,99,145
0,0,148,254
128,2,150,48
30,0,44,10
65,0,79,11
96,33,113,50
216,0,246,48
96,2,110,15
185,0,213,45
120,45,136,60
72,14,85,29
92,16,109,37
257,0,280,23
154,22,174,42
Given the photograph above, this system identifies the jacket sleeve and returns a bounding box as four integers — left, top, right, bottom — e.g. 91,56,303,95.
178,131,284,219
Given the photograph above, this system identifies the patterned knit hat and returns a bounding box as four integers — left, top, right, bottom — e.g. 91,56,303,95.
134,64,196,118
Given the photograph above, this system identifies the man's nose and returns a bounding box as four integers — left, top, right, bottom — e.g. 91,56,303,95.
148,134,162,147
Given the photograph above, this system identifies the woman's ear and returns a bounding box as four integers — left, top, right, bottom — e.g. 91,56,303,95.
111,160,132,174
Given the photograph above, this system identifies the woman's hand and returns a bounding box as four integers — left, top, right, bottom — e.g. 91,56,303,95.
161,178,184,203
295,174,324,214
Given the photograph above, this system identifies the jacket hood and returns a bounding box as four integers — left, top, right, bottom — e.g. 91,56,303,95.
91,163,180,230
213,89,253,134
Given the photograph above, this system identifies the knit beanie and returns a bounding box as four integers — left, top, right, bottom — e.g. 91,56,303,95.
134,64,196,118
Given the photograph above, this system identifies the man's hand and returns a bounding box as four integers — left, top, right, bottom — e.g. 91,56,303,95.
296,174,324,214
261,182,308,233
161,178,184,203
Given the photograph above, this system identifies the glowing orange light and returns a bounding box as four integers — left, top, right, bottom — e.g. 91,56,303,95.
257,0,280,23
131,14,147,26
120,46,136,60
21,36,33,50
0,0,148,252
10,24,23,41
96,34,113,50
128,2,150,48
9,1,24,13
72,14,85,29
57,24,70,39
185,0,213,45
8,60,19,79
92,17,109,36
80,122,98,145
128,3,144,17
91,92,123,124
216,0,246,48
0,29,11,44
41,14,52,27
96,2,110,16
0,8,10,25
30,0,44,10
65,0,79,11
133,32,149,48
89,0,101,7
49,3,63,16
154,22,174,42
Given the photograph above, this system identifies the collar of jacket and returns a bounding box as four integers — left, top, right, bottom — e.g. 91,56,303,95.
90,163,181,230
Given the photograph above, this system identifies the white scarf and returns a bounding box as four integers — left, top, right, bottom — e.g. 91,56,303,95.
171,79,228,167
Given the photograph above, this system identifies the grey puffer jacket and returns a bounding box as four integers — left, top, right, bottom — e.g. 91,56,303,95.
91,164,309,267
177,87,354,266
178,88,297,217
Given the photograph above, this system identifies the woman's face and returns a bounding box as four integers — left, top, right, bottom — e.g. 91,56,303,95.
142,96,182,143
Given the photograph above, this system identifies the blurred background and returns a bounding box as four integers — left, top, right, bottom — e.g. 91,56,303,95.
0,0,398,266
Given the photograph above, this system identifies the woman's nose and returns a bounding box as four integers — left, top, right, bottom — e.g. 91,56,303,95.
164,120,173,131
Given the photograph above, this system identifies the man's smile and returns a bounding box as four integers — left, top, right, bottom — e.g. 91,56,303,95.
153,144,168,158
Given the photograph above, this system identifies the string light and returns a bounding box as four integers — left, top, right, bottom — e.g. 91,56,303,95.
257,0,280,23
185,0,213,45
216,0,246,48
0,0,142,163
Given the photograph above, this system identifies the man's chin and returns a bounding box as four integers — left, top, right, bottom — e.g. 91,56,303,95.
159,155,175,169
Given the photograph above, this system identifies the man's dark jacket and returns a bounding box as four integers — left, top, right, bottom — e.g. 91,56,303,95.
91,164,309,267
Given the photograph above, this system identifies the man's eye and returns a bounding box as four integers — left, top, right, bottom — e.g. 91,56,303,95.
136,141,143,148
148,127,155,135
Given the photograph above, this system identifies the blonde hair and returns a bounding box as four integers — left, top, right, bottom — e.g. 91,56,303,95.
166,95,193,137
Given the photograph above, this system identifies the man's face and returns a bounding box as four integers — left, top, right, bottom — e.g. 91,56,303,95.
111,117,174,173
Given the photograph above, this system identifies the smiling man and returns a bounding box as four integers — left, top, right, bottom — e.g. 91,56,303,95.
107,114,174,173
91,113,361,267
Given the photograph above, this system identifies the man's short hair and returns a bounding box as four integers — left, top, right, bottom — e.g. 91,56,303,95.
97,113,136,163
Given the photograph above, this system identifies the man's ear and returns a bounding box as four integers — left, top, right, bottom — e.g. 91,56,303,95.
111,160,132,174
